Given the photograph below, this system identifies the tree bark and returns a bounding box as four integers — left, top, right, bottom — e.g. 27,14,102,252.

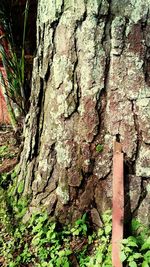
18,0,150,225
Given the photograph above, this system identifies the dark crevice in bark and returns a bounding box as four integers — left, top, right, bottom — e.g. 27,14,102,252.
26,21,47,163
141,9,150,85
38,82,46,148
67,199,77,214
143,46,150,86
124,173,148,232
92,2,112,146
124,171,132,226
73,8,87,110
31,7,64,160
48,199,58,216
140,7,149,32
55,0,64,19
37,26,41,70
39,23,45,70
100,2,112,95
75,174,97,213
96,0,104,19
124,156,135,175
83,0,88,7
31,77,44,159
33,143,57,197
41,145,57,194
76,8,87,29
99,170,111,181
81,168,93,182
75,175,93,209
132,178,147,216
38,59,51,149
64,10,88,120
38,25,41,46
88,2,113,183
82,158,95,177
29,159,37,194
76,173,88,193
130,100,142,168
64,35,80,119
121,17,129,54
45,64,51,83
51,21,59,56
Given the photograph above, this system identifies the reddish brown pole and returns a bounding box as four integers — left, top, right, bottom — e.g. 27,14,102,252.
112,141,124,267
0,67,10,124
0,25,10,124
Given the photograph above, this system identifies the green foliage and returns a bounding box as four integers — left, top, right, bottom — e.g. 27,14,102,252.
0,0,30,126
71,213,88,236
17,180,24,194
0,145,8,156
96,144,103,153
0,185,112,267
1,172,150,267
0,144,16,165
121,219,150,267
83,210,112,267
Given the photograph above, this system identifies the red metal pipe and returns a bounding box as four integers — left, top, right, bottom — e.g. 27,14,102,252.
112,141,124,267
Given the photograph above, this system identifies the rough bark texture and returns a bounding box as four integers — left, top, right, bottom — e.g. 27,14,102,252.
18,0,150,225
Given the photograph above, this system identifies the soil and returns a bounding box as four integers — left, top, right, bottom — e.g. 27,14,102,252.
0,125,20,174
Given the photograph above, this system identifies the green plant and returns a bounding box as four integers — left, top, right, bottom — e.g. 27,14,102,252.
29,212,72,266
0,144,16,164
84,210,112,267
0,145,8,156
121,219,150,267
0,186,113,267
71,213,88,236
0,0,29,129
96,144,103,153
0,170,113,267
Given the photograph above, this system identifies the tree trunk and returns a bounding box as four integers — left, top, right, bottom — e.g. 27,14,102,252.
18,0,150,225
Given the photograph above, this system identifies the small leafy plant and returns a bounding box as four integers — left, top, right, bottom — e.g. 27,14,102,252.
96,144,103,153
0,179,112,267
121,219,150,267
1,172,149,267
85,210,112,267
0,144,16,165
71,213,88,236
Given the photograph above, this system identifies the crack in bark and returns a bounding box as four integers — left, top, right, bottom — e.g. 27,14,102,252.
51,0,64,60
140,8,150,85
31,77,44,159
132,178,147,216
92,2,112,145
121,17,129,55
27,2,65,189
130,100,141,166
40,144,57,194
64,34,83,119
64,7,88,120
38,23,45,71
32,142,57,198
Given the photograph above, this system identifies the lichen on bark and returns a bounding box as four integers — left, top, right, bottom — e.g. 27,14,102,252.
18,0,150,225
